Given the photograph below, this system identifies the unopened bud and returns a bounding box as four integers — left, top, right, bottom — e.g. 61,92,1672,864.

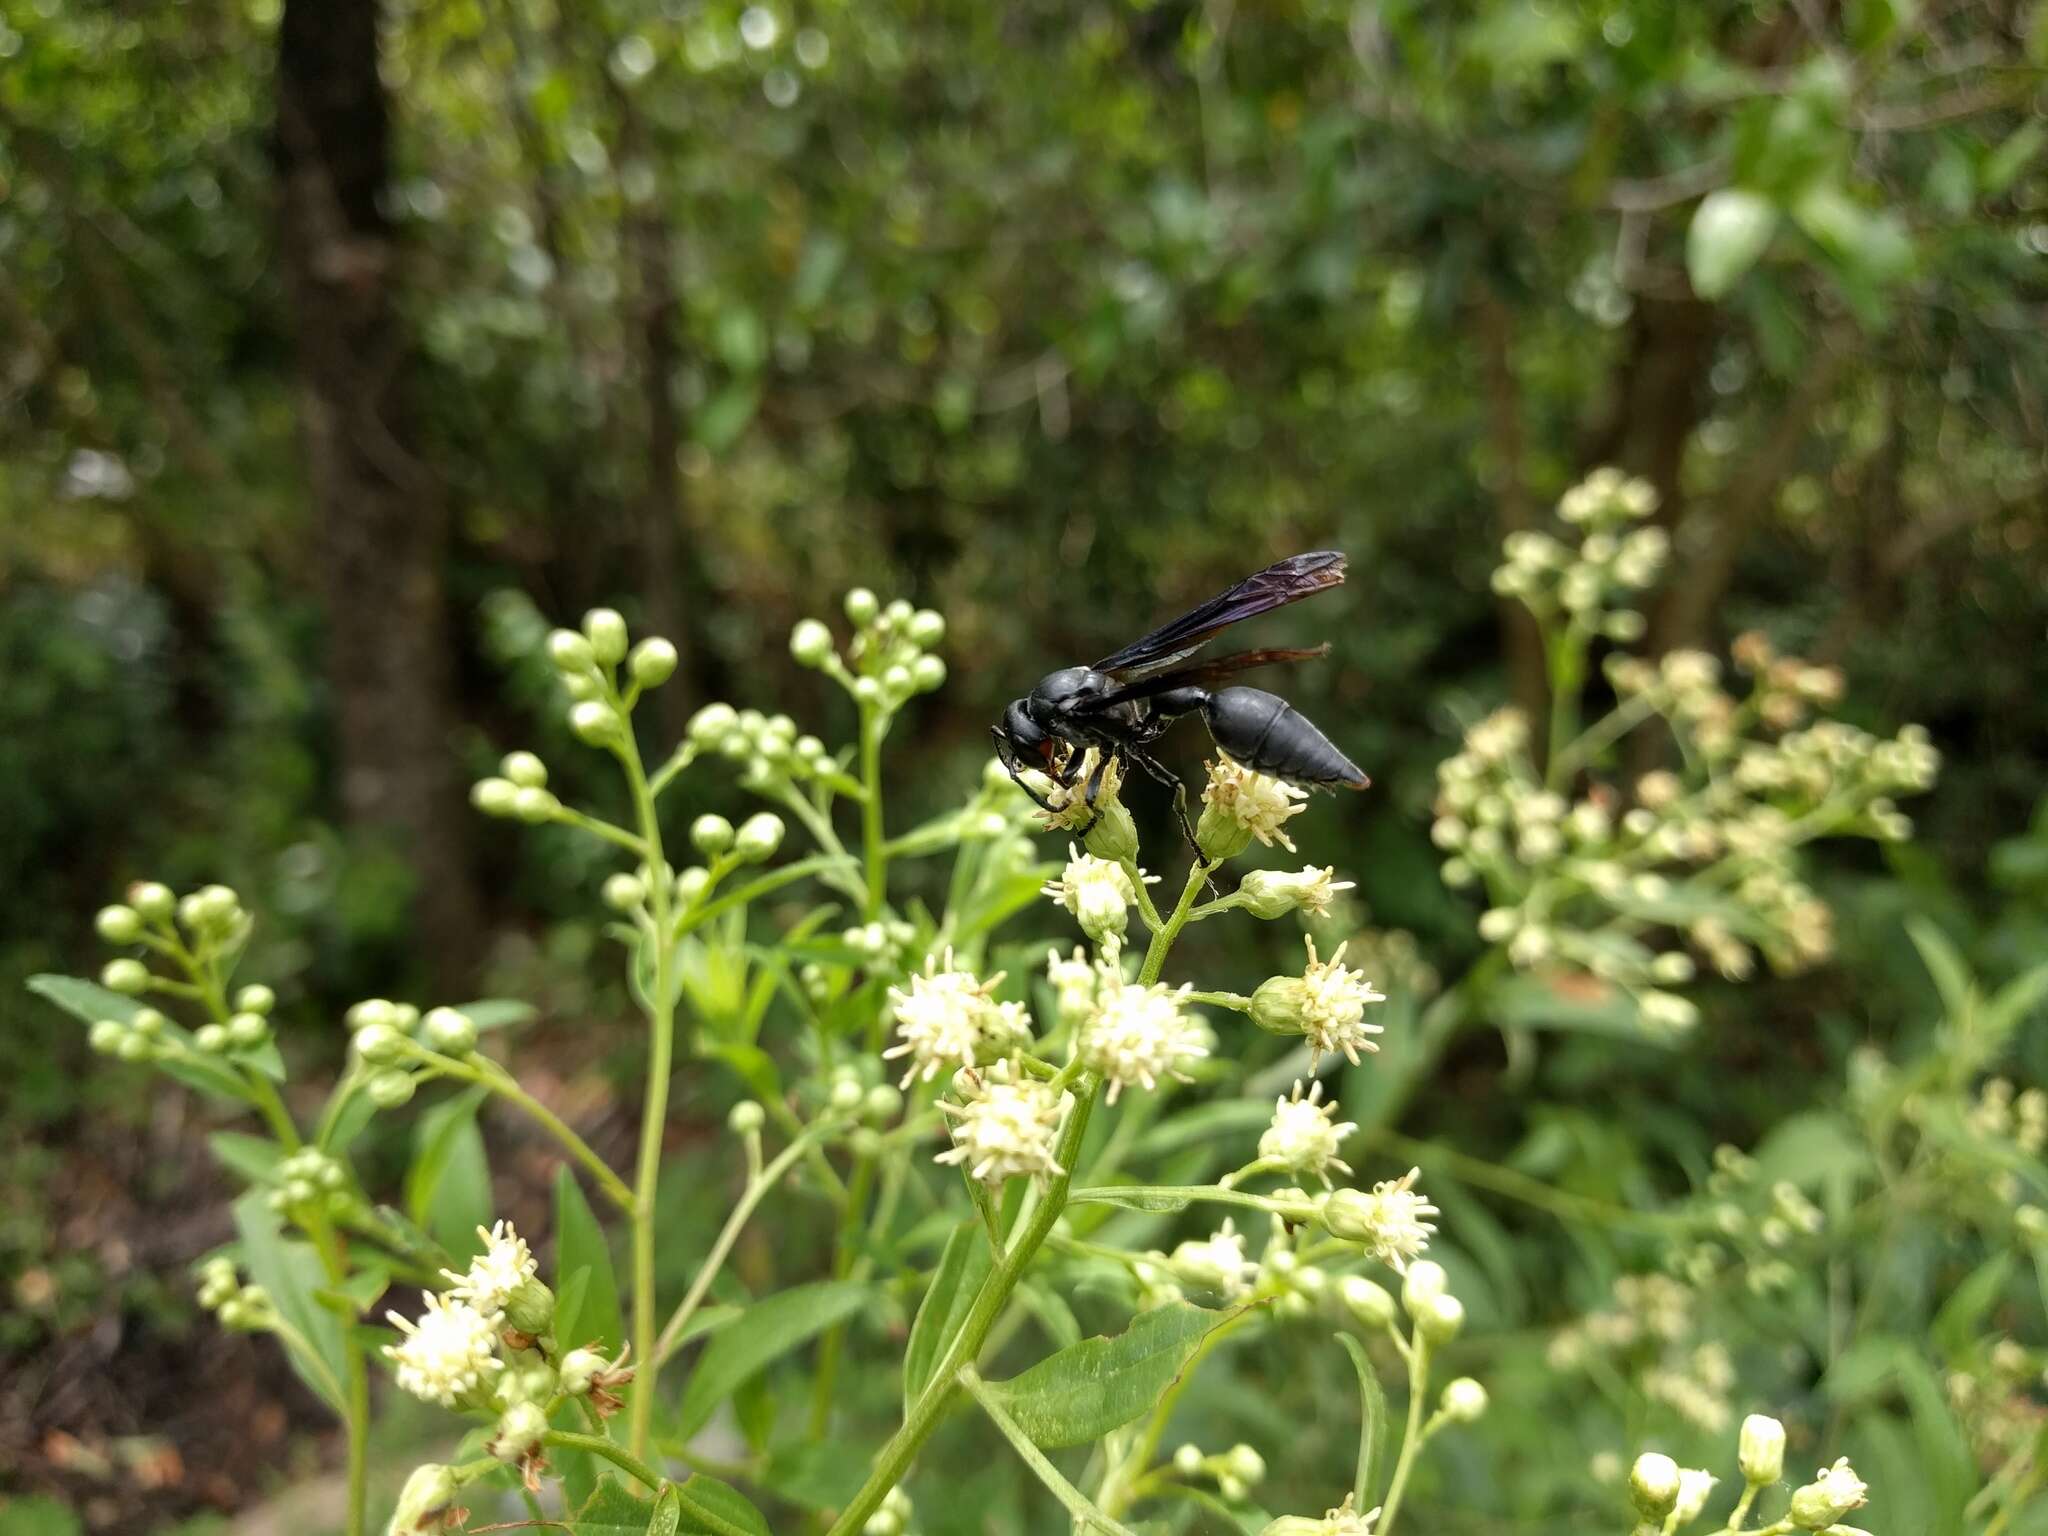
512,786,559,824
236,984,277,1016
1079,799,1140,865
863,1084,902,1122
89,1019,125,1055
389,1463,462,1535
909,609,946,647
354,1023,406,1065
504,1277,555,1336
844,588,879,626
131,1008,166,1037
728,1100,766,1135
102,958,150,995
1738,1413,1786,1485
1440,1377,1488,1423
830,1076,865,1111
1787,1459,1867,1530
423,1007,477,1055
195,1023,228,1053
227,1011,269,1048
96,905,142,943
1401,1259,1448,1312
582,608,628,665
734,813,785,861
547,629,596,673
492,1401,549,1464
1672,1469,1718,1527
911,656,946,693
1415,1292,1464,1343
1195,799,1254,862
569,701,621,746
629,638,677,688
129,882,175,921
472,778,520,817
688,702,738,744
790,619,835,668
691,815,735,856
1339,1274,1396,1328
1630,1452,1681,1519
366,1069,416,1108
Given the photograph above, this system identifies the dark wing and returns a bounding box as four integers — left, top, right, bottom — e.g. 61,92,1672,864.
1074,646,1331,712
1091,551,1347,681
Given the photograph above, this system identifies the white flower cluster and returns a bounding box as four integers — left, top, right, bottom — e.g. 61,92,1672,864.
1323,1166,1440,1272
1550,1274,1735,1433
1168,1218,1258,1300
1256,1492,1381,1536
1078,967,1210,1104
1249,936,1386,1069
881,951,1033,1088
935,1060,1068,1186
1041,846,1156,944
1202,756,1310,853
386,1291,504,1408
1490,467,1665,639
441,1220,538,1317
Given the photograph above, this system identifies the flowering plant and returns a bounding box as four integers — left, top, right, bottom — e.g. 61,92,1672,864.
33,474,2025,1535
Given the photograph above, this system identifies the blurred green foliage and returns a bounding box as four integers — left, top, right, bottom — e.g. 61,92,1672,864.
1,0,2045,1525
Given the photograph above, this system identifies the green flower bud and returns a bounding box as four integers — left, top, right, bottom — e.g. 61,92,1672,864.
602,873,646,912
882,663,913,697
501,751,548,788
561,671,601,701
389,1462,461,1535
728,1100,766,1135
227,1012,269,1048
569,700,621,745
1415,1291,1464,1343
688,702,738,744
790,619,835,668
734,813,785,862
131,1008,166,1038
853,676,882,706
423,1007,477,1055
1738,1414,1786,1486
492,1401,550,1464
548,628,597,673
117,1032,153,1062
2017,1204,2048,1243
512,786,559,824
1630,1452,1681,1520
1339,1274,1396,1328
1248,974,1311,1036
1075,801,1140,868
675,866,712,906
1787,1460,1868,1530
365,1069,416,1108
691,814,735,856
629,637,677,688
353,1023,407,1065
864,1084,903,1122
583,608,628,665
347,998,397,1032
909,609,945,648
285,1178,318,1206
96,905,142,943
848,1126,885,1159
195,1023,229,1053
89,1019,125,1055
1401,1259,1448,1312
391,1002,420,1033
884,598,912,627
128,882,175,922
844,587,879,626
1195,798,1254,861
830,1076,865,1111
503,1276,556,1336
914,657,948,695
235,985,276,1016
102,958,151,995
1440,1377,1488,1423
471,777,519,817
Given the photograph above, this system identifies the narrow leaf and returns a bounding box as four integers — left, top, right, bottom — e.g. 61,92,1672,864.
676,1280,872,1438
904,1221,994,1415
233,1192,348,1414
1336,1333,1388,1507
556,1167,626,1354
404,1086,491,1264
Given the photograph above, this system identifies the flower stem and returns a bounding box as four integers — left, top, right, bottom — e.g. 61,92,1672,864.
962,1367,1140,1535
413,1047,632,1211
543,1429,663,1492
860,702,888,919
822,1080,1103,1536
1140,859,1217,987
1375,1330,1432,1536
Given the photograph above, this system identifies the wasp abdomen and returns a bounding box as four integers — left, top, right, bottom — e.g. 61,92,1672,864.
1202,686,1369,791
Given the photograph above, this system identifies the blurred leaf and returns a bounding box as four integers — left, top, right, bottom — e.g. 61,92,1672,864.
676,1280,873,1438
1687,190,1777,299
1336,1332,1388,1508
556,1167,625,1354
233,1192,347,1414
404,1086,491,1264
905,1220,994,1415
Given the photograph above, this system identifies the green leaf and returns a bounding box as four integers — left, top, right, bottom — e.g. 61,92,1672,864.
1336,1333,1388,1508
233,1192,348,1414
314,1266,391,1319
0,1494,83,1536
677,1280,873,1438
1932,1254,2012,1356
455,998,539,1032
671,1475,773,1536
760,1440,871,1511
904,1221,994,1414
976,1301,1228,1448
404,1086,491,1264
209,1131,284,1186
650,1487,682,1536
1063,1185,1195,1213
1687,189,1777,299
28,974,248,1102
1981,123,2043,197
1905,915,1974,1020
572,1475,656,1536
556,1166,626,1354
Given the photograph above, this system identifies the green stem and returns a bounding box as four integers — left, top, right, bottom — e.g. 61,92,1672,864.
860,703,888,919
823,1080,1103,1536
1140,859,1217,986
618,717,677,1463
1720,1484,1760,1534
413,1048,632,1211
1542,620,1588,792
1375,1331,1432,1536
1098,1309,1255,1517
543,1429,663,1492
962,1367,1140,1536
656,1125,831,1363
306,1217,367,1536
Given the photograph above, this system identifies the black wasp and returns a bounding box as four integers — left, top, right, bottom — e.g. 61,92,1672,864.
993,551,1368,839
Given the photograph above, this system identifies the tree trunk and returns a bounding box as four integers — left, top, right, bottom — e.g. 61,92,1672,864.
275,0,481,983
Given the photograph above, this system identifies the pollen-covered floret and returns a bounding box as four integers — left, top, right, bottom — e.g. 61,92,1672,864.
882,950,1033,1088
1202,757,1310,852
1259,1080,1357,1184
385,1291,504,1407
935,1060,1066,1186
1250,936,1386,1069
441,1221,537,1320
1079,972,1209,1103
1041,846,1155,942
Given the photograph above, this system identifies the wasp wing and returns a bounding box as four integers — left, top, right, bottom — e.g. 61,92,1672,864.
1073,646,1332,711
1091,551,1347,681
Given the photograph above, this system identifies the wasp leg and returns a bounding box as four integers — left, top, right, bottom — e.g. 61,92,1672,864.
1072,747,1115,838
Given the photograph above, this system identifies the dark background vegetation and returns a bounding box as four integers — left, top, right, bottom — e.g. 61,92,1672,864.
2,0,2045,1527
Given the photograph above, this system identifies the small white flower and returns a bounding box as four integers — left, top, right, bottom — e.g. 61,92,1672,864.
1325,1166,1439,1272
1202,757,1309,852
1788,1457,1869,1530
1237,864,1356,919
1079,973,1208,1102
1169,1218,1257,1300
1671,1468,1718,1526
441,1220,537,1320
1250,936,1387,1069
936,1061,1066,1186
1044,945,1100,1023
882,950,1032,1088
1041,845,1153,942
1259,1080,1357,1185
1257,1493,1382,1536
385,1291,503,1407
